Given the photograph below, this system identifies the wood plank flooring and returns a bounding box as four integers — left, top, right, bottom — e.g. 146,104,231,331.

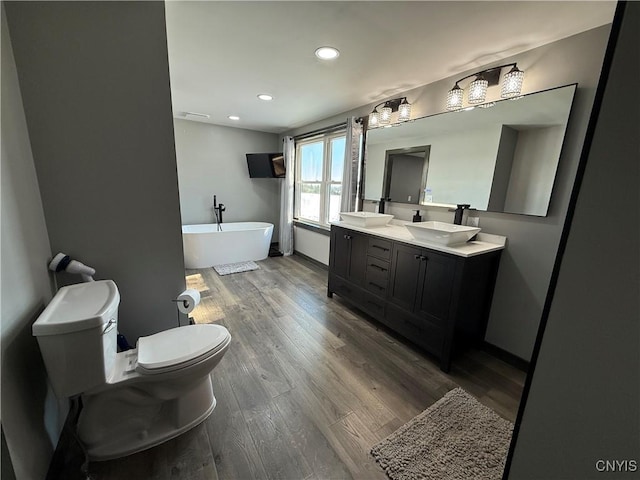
83,254,525,479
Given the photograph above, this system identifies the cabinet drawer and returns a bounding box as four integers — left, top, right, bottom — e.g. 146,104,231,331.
328,274,360,303
359,288,386,319
368,238,392,260
386,304,445,356
365,256,389,295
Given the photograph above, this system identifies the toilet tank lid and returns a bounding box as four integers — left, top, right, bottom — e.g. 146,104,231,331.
33,280,120,336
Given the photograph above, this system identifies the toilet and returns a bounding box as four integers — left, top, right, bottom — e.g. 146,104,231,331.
32,279,231,461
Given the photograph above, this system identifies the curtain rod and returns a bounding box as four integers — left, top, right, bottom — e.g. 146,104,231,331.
293,121,347,141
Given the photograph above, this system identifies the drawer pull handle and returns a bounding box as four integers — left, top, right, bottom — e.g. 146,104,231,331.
369,282,385,290
366,300,382,309
369,264,387,272
344,234,352,240
372,245,389,251
414,254,427,261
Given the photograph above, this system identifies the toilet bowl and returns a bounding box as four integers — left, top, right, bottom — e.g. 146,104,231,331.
32,280,231,461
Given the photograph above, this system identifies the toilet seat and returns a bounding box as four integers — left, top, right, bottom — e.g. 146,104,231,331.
136,324,230,375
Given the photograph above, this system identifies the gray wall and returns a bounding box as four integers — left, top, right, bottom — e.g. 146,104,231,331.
287,25,611,361
504,125,565,214
508,3,639,477
5,1,186,342
173,119,280,236
387,153,423,204
1,5,62,478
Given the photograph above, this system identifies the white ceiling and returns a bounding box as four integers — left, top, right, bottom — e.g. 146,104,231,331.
164,1,616,134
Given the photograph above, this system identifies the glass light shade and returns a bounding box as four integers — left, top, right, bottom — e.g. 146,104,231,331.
501,66,525,98
369,111,380,128
468,76,488,104
379,106,392,125
446,84,464,111
398,100,412,122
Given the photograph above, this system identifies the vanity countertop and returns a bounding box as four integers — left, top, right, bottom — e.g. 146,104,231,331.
332,220,506,258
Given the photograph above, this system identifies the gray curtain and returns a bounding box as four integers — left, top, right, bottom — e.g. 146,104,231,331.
279,136,295,255
340,117,364,213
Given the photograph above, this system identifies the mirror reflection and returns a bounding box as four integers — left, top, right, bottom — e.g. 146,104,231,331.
365,84,577,216
383,145,430,204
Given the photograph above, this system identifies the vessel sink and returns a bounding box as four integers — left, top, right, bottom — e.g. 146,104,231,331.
339,212,393,228
405,221,481,246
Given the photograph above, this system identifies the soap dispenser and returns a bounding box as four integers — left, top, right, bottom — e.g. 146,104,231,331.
412,210,422,223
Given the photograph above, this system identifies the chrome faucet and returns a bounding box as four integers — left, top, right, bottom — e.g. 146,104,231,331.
213,195,226,231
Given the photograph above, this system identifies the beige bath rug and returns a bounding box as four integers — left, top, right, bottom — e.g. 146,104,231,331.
213,261,260,276
371,388,513,480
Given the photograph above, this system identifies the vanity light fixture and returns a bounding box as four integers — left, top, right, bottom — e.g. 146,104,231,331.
379,105,393,125
446,83,464,111
468,74,489,104
257,94,273,101
228,115,240,121
368,97,412,129
501,65,525,98
445,63,525,110
398,98,412,122
369,111,380,128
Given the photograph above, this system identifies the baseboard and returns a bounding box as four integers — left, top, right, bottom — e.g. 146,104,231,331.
292,251,329,270
482,342,530,372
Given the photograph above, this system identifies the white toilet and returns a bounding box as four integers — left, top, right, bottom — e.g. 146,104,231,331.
32,279,231,461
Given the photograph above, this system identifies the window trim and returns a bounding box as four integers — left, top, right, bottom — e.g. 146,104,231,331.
294,130,346,228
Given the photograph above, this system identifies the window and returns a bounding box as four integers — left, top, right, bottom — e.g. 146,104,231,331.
295,132,346,226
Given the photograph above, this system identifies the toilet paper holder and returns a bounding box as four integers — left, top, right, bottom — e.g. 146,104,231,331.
172,289,201,327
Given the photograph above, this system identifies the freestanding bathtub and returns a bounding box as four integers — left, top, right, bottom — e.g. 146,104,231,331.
182,222,274,269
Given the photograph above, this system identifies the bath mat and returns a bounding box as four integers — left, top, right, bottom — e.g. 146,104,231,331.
370,388,513,480
213,261,260,276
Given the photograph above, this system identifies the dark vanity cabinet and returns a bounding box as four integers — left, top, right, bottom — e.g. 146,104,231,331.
328,225,501,372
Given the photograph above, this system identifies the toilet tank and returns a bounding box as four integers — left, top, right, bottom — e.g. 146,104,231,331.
33,280,120,398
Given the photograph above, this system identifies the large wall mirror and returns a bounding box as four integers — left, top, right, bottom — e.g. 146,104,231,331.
364,84,577,216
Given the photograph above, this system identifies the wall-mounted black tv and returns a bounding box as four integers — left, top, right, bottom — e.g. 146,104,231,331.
246,153,285,178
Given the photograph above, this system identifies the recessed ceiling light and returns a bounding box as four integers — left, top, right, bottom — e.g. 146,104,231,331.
228,115,240,121
315,46,340,60
257,94,273,101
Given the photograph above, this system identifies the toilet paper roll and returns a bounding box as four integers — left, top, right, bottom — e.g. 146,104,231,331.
176,289,201,314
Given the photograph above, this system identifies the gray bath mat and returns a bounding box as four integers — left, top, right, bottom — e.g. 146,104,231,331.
213,261,260,276
371,388,513,480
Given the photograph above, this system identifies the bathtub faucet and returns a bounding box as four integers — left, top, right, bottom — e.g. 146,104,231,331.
213,195,226,230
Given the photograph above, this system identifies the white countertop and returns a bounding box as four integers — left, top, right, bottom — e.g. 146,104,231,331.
332,220,506,258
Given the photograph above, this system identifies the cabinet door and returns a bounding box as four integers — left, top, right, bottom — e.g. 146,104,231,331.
388,243,423,312
416,251,455,324
347,232,368,286
330,227,367,286
330,227,351,279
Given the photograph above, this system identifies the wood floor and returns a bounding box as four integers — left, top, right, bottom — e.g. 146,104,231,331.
84,254,525,479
